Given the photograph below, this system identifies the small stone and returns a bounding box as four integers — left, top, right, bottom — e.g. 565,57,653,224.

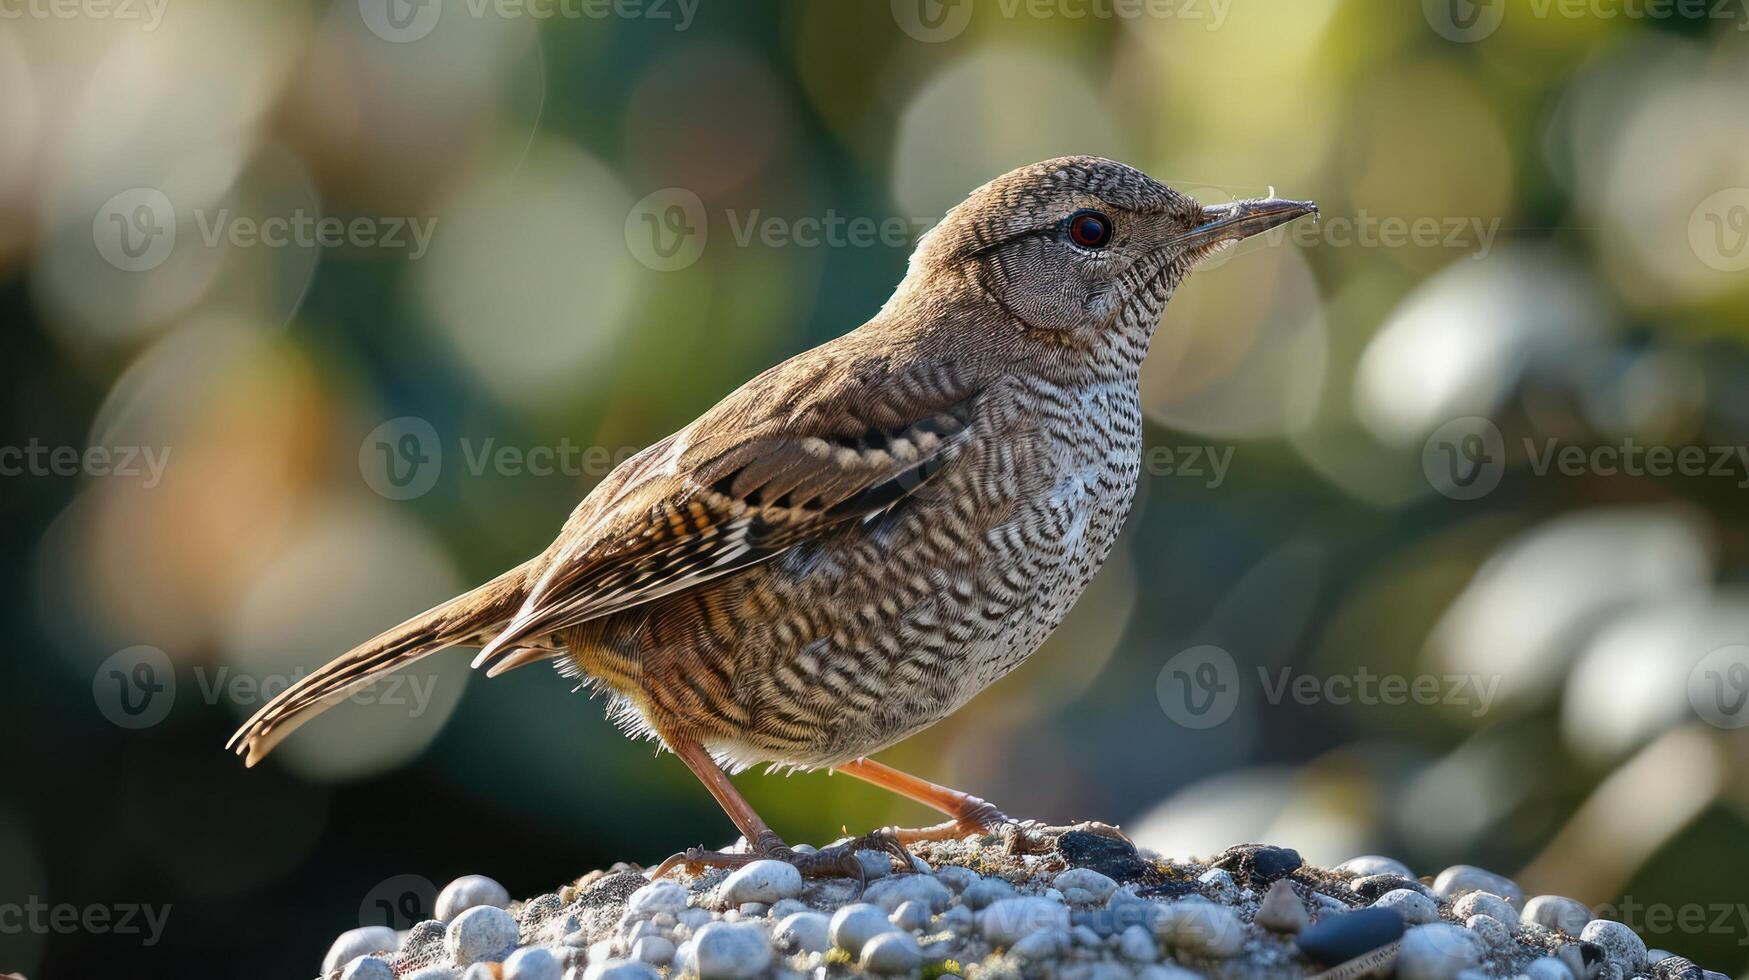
692,921,772,979
1196,868,1238,904
583,961,660,980
934,866,979,893
1137,967,1204,980
1055,867,1120,905
735,902,767,917
855,850,894,880
1010,928,1071,959
831,902,896,953
891,899,932,932
341,957,395,980
1466,913,1512,947
1119,924,1159,962
505,946,563,980
774,911,831,953
865,873,953,912
1433,865,1524,909
631,935,674,965
624,881,688,919
1351,874,1431,901
1453,891,1519,926
324,926,400,974
718,860,803,906
1581,919,1648,974
677,907,712,931
1057,830,1151,881
767,898,807,920
1524,955,1577,980
962,876,1016,910
1398,922,1487,980
1294,908,1406,966
1524,895,1593,937
446,905,520,966
461,965,495,980
1337,855,1414,879
1373,888,1438,925
1653,956,1705,980
1254,879,1310,934
1160,899,1245,958
1211,843,1303,887
437,875,512,922
861,930,925,974
939,905,974,930
1071,924,1103,947
405,967,459,980
980,896,1070,947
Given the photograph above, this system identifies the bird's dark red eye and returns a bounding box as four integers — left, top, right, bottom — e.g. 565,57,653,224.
1067,210,1112,249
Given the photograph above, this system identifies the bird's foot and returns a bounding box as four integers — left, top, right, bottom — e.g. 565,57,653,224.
648,828,914,885
886,798,1027,844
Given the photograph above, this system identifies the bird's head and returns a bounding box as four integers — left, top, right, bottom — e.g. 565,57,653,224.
889,156,1316,358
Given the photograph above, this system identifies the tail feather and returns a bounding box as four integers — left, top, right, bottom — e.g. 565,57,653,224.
226,558,545,767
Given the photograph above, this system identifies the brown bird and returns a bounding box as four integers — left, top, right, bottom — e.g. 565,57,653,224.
228,156,1314,876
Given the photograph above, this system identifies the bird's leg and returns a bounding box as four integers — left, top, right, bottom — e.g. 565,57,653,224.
833,758,1020,843
647,736,912,881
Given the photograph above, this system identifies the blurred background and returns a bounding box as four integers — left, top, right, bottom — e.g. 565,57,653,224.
4,0,1749,975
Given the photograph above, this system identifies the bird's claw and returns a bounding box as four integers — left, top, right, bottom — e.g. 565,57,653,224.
647,828,915,886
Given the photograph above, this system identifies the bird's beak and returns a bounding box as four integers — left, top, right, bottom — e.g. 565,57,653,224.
1177,196,1318,250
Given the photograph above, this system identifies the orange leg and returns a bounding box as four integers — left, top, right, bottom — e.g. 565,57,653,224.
834,758,1014,842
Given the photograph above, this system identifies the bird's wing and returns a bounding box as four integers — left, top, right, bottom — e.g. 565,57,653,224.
471,364,978,674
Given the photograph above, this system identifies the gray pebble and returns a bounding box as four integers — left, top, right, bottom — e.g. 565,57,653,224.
1647,948,1673,964
1196,868,1238,904
1055,868,1120,905
446,905,520,966
437,875,511,923
861,930,925,974
891,899,932,932
718,860,803,906
341,956,395,980
1433,865,1524,909
582,961,660,980
631,936,674,965
865,873,953,913
1119,924,1159,962
735,902,767,918
962,876,1016,910
1466,913,1512,947
1010,927,1070,960
774,911,831,953
677,907,713,931
831,902,896,953
934,866,979,893
1453,891,1519,926
1524,955,1576,980
767,898,809,920
939,904,975,930
1582,919,1648,973
856,850,894,880
692,921,772,979
1254,878,1309,934
1160,899,1244,958
1072,924,1104,947
980,896,1070,946
1374,888,1439,925
461,965,495,980
624,881,688,919
1524,895,1593,936
505,946,563,980
1138,967,1204,980
1338,855,1415,879
1398,922,1486,980
405,968,458,980
324,926,400,974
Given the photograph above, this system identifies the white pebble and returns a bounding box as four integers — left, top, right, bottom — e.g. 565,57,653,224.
865,874,953,913
774,911,831,953
891,899,932,932
631,936,675,965
582,961,660,980
1254,878,1309,933
1137,967,1204,980
831,902,896,953
718,860,803,906
1433,865,1524,909
1582,919,1648,973
1374,888,1439,925
1523,955,1575,980
1160,900,1243,958
1054,868,1119,905
1118,924,1159,962
1466,913,1512,947
437,876,511,923
1196,868,1238,904
504,946,562,980
447,905,520,966
341,956,394,980
1453,891,1519,926
624,881,688,919
692,921,772,979
461,965,495,980
1338,855,1414,879
1009,928,1070,960
324,926,401,974
1524,895,1592,936
405,968,458,980
861,930,925,974
979,897,1070,947
1398,923,1487,980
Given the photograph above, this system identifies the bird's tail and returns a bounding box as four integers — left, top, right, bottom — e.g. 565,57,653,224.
226,558,542,767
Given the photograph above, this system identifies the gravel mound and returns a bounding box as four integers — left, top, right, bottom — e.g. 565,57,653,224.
317,826,1731,979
